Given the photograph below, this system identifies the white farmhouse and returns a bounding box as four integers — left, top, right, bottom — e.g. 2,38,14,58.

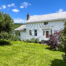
15,12,66,41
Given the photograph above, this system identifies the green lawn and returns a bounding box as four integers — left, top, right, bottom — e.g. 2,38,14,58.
0,41,66,66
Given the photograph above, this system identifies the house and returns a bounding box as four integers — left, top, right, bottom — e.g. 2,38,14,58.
15,12,66,41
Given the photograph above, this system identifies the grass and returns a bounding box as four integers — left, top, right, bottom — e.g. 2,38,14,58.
0,41,66,66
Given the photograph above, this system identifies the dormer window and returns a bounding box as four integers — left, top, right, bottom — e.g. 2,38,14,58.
44,22,48,25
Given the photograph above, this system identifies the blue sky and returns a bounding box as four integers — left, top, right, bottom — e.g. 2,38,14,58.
0,0,66,23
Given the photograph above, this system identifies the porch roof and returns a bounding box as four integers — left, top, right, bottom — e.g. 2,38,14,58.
15,25,26,31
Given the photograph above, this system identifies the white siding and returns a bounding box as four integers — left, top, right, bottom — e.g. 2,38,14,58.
20,21,65,41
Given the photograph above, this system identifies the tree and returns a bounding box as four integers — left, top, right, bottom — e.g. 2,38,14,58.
60,22,66,61
0,12,14,33
0,12,14,40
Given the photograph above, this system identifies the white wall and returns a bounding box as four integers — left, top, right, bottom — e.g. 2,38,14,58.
20,21,65,41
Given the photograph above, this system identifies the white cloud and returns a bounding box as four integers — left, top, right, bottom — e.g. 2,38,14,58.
2,5,6,9
12,9,20,12
14,18,25,23
20,2,31,9
20,6,24,8
8,3,15,7
57,9,63,13
0,8,2,10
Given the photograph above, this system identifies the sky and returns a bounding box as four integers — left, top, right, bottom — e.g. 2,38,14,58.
0,0,66,23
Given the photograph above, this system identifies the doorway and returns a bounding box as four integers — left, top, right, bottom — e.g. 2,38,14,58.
46,31,49,38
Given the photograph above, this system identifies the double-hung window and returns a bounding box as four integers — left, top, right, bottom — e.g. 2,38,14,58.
29,30,32,35
34,29,37,36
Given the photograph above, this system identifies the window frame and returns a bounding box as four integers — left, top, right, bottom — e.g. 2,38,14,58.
29,30,32,36
34,29,37,36
44,22,48,25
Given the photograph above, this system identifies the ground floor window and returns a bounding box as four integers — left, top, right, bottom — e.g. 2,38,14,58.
34,29,37,36
29,30,32,35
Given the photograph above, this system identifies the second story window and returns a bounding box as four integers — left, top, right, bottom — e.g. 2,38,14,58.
29,30,32,35
44,22,48,25
34,29,37,36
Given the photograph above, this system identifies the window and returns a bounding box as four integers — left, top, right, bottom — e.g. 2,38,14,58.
44,22,48,25
34,29,37,36
29,30,32,35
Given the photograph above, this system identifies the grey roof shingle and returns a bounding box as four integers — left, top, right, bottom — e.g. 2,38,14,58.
26,12,66,23
15,25,26,31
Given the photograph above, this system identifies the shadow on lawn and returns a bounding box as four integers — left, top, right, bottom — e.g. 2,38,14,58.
0,40,11,46
51,59,66,66
46,47,64,52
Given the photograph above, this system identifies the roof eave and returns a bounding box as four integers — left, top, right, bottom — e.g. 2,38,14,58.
25,18,66,24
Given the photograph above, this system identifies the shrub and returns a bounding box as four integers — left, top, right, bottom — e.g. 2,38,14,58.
60,22,66,61
9,34,19,41
35,38,39,43
26,38,39,43
0,32,19,41
0,40,11,46
48,31,60,50
0,32,9,40
30,38,36,43
48,35,58,50
25,39,31,43
30,38,39,43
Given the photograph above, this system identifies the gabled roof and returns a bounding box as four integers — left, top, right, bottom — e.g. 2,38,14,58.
15,25,26,31
26,12,66,23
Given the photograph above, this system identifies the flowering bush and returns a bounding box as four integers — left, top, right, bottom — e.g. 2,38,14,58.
48,31,60,50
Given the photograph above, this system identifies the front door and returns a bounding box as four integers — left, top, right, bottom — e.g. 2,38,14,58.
46,31,49,38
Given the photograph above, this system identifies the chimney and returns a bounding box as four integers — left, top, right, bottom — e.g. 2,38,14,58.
27,13,30,20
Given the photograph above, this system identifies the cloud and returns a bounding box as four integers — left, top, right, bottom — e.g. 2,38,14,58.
57,9,63,13
0,8,2,10
12,9,20,12
0,5,6,9
8,3,15,7
20,6,24,8
14,18,25,23
2,5,6,9
20,2,31,9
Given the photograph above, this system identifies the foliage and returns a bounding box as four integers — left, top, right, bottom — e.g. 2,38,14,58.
35,38,39,43
0,41,65,66
0,12,14,42
30,38,36,43
0,40,11,46
26,38,39,43
60,22,66,61
13,23,22,29
0,12,14,33
9,34,19,41
0,32,9,40
48,31,60,50
0,32,19,41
